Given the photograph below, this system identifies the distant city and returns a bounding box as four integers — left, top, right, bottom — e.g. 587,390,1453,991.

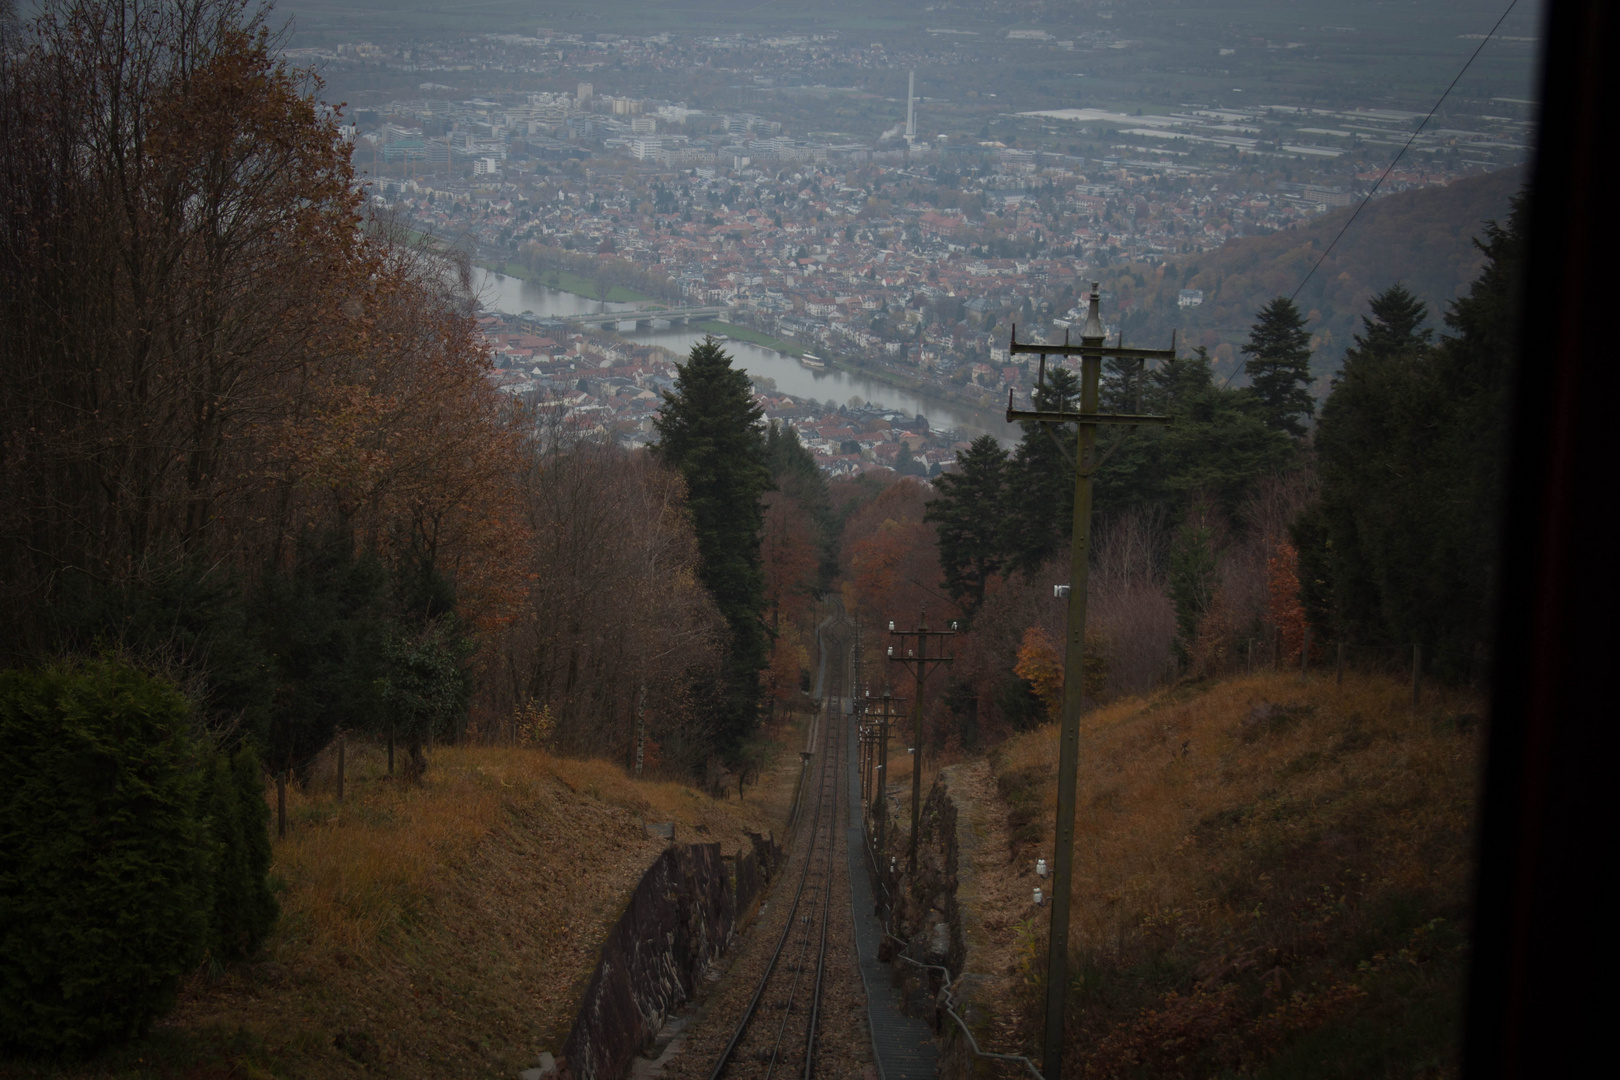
289,19,1534,468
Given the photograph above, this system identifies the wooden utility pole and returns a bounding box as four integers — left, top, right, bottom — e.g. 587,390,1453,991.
867,692,903,852
858,697,881,807
1412,644,1423,707
886,615,954,876
852,624,863,702
1006,282,1174,1080
633,682,649,779
859,702,872,802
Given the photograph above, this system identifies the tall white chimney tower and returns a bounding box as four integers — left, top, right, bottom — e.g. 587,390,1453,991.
905,70,916,144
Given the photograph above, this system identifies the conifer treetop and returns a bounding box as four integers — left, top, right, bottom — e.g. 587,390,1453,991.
1241,296,1316,437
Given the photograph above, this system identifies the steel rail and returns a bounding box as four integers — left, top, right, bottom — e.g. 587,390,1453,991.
802,668,842,1080
762,686,842,1079
710,617,848,1080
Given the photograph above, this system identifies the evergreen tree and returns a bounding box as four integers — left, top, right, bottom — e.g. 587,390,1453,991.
1305,283,1434,646
377,613,475,778
42,563,273,744
1168,519,1219,662
654,337,772,755
926,435,1009,618
252,531,391,777
203,744,277,962
764,421,835,586
1002,366,1079,576
0,661,211,1052
764,420,824,510
1100,352,1146,416
1241,296,1315,436
1289,500,1336,648
1348,281,1431,357
1298,196,1527,674
227,745,277,952
1094,347,1296,521
894,441,929,478
1424,198,1526,666
1155,346,1219,411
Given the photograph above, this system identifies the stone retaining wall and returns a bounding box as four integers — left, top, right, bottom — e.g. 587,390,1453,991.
875,774,967,1013
562,833,779,1080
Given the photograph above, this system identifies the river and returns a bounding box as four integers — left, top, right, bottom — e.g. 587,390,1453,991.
472,268,1017,442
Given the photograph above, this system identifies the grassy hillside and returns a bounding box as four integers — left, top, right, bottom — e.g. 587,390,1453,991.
979,670,1482,1078
1111,166,1525,391
12,741,796,1080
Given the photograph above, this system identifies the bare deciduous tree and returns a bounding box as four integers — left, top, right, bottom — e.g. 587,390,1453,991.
480,440,725,776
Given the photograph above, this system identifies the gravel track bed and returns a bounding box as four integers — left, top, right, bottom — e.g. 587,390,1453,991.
652,637,873,1080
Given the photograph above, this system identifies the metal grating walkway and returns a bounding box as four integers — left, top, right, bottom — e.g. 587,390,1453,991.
847,715,939,1080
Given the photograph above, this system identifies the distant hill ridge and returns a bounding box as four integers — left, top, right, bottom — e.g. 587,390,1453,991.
1113,165,1526,391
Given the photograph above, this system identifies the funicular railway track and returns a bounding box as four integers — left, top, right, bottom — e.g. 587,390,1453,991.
705,605,855,1080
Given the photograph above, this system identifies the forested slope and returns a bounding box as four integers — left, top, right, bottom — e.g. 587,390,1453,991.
1109,166,1525,387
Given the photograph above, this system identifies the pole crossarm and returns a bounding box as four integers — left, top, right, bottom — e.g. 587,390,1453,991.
1006,405,1173,426
1010,342,1176,361
1009,329,1175,362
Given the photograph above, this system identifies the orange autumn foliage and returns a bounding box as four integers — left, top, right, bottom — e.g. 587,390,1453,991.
0,3,530,648
1009,622,1110,719
1267,538,1309,662
283,241,531,635
1191,583,1245,676
765,636,810,708
761,493,820,629
1014,626,1065,723
759,492,822,713
484,444,724,768
841,478,941,627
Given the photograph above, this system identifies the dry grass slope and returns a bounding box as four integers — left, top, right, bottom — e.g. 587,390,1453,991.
8,741,796,1080
986,670,1483,1079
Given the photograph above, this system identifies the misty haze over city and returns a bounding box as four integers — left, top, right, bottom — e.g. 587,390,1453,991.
4,3,1584,1080
288,0,1536,454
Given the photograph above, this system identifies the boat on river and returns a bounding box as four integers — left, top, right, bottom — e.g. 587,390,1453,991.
799,353,825,369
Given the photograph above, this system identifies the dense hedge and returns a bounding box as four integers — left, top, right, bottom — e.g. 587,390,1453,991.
0,660,276,1055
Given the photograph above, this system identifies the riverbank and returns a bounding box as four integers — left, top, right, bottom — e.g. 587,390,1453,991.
472,267,1019,441
692,320,804,357
827,352,953,402
482,260,657,305
690,320,991,419
463,264,971,417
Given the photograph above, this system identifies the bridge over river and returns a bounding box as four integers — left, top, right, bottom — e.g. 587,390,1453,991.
556,305,731,329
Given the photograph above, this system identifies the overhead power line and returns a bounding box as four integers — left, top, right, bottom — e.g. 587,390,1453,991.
1288,0,1522,303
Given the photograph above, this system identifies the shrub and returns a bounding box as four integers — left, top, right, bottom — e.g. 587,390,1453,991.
378,613,475,777
204,744,278,962
0,660,210,1053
